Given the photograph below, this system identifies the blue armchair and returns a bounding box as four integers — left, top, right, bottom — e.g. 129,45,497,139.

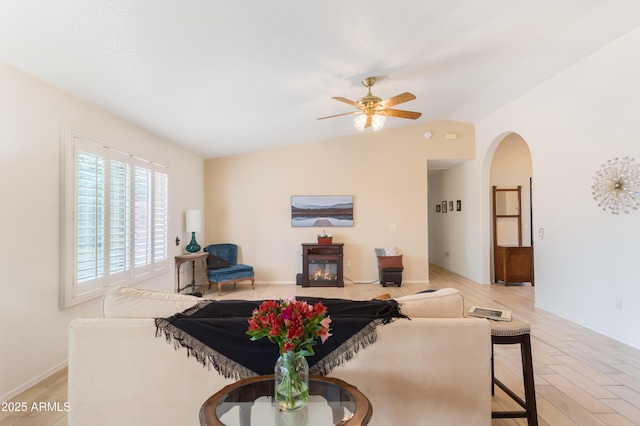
204,243,255,296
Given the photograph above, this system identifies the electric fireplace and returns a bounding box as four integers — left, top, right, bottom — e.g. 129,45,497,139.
301,243,344,287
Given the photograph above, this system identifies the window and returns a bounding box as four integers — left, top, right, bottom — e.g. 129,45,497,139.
62,129,169,307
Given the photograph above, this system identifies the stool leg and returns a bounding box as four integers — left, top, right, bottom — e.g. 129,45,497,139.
521,334,538,426
491,333,538,425
491,343,495,395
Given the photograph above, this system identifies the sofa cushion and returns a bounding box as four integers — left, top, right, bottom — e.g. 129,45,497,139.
102,287,200,318
395,288,465,318
206,264,254,282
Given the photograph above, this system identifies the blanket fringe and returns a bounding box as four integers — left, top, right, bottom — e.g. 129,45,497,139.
309,319,382,376
155,317,257,380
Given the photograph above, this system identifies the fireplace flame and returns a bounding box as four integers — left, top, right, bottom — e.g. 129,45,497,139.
311,266,336,281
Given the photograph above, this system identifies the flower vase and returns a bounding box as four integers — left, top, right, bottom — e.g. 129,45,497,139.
274,351,309,411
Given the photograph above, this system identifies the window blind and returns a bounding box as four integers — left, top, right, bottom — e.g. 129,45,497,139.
62,130,169,307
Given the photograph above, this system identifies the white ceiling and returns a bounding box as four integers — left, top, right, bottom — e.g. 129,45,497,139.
1,1,640,159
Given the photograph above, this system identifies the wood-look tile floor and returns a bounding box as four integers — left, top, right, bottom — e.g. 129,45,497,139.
2,265,639,425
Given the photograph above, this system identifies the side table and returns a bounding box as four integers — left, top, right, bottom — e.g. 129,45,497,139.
200,374,373,426
175,252,208,293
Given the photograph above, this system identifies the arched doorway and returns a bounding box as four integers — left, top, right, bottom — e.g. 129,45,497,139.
489,133,534,285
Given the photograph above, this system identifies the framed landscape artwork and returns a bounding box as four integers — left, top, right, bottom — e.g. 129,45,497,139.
291,195,354,227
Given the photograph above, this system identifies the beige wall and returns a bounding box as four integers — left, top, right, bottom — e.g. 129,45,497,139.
204,120,474,284
490,133,533,247
0,61,204,400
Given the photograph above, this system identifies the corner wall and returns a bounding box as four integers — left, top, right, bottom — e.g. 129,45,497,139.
473,28,640,348
0,61,204,399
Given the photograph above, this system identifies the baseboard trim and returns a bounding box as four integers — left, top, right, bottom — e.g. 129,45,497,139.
1,361,68,402
534,302,640,351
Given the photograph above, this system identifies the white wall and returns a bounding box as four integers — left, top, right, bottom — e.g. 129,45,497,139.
450,28,640,348
0,61,204,399
429,29,640,348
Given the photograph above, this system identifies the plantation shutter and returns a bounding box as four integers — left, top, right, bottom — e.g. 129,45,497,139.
108,155,131,285
63,129,170,308
75,145,105,294
133,164,153,276
153,171,169,268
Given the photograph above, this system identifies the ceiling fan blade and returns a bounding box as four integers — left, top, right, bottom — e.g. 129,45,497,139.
332,97,361,108
317,111,359,120
379,92,416,108
381,108,422,119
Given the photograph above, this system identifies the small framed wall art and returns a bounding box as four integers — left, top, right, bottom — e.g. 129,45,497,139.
436,204,441,212
456,200,462,211
442,201,447,213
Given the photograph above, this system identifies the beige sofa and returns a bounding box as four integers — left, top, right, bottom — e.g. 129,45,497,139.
68,287,491,426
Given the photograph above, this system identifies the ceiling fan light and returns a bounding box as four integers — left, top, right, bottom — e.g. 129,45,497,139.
353,114,367,131
372,114,385,131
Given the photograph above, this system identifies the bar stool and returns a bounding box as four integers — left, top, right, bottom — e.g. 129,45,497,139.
490,319,538,426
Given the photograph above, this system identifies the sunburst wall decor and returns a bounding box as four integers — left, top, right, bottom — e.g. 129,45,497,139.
591,156,640,215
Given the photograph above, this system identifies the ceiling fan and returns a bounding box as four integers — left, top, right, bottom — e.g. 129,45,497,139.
317,77,422,131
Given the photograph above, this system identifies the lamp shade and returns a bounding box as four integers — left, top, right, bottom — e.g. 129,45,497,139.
185,210,201,233
371,114,385,131
353,113,385,132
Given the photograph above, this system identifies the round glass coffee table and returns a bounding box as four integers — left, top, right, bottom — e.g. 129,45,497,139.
199,374,372,426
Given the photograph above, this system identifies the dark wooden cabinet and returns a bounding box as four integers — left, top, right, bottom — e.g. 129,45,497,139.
492,186,534,286
494,245,534,285
301,243,344,287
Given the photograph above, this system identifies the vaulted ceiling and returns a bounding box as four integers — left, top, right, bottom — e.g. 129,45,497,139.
1,1,639,159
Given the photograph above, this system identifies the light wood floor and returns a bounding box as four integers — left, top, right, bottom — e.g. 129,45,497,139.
2,265,639,425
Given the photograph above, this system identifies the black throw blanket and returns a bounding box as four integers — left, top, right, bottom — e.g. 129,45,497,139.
155,297,406,380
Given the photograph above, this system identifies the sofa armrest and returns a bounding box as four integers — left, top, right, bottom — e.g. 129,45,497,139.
68,318,233,426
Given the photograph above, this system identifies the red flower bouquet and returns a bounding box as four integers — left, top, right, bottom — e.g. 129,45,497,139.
246,297,332,356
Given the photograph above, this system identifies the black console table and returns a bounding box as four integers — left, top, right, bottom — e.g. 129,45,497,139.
301,243,344,287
